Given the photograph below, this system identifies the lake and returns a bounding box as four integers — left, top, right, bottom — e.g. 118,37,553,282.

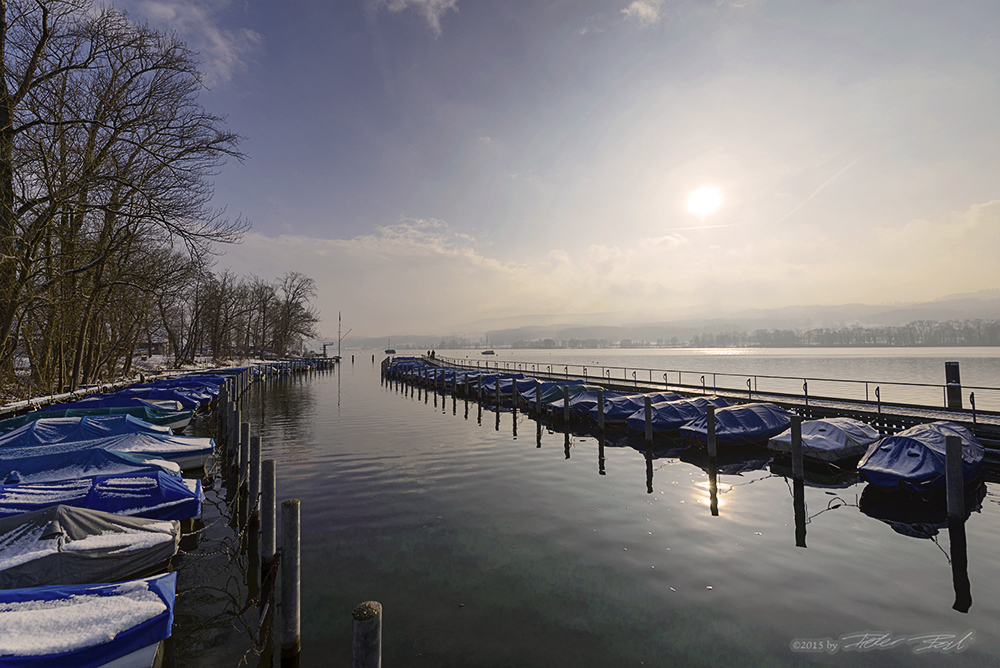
174,348,1000,667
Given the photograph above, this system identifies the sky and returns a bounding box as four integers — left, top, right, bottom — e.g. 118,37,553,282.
119,0,1000,338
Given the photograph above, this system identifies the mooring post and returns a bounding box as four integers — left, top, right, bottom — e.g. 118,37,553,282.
281,499,301,661
945,361,963,410
644,395,653,445
563,384,569,422
261,459,277,574
945,435,964,520
706,404,717,458
250,436,262,518
240,422,250,487
352,601,383,668
790,414,804,481
535,379,541,415
229,407,239,457
596,388,605,430
495,375,501,409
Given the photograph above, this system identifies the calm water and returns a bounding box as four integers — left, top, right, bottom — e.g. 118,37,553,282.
176,349,1000,666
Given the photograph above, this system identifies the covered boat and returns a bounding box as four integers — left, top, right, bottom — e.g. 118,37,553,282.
545,389,621,419
0,415,171,447
0,470,203,521
0,448,179,486
599,392,684,423
0,432,214,472
768,417,880,463
0,572,176,668
0,406,193,434
625,396,731,433
858,421,984,491
0,505,180,589
679,403,792,447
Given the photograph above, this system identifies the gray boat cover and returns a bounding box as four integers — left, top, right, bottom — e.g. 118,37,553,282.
0,505,179,589
768,417,880,462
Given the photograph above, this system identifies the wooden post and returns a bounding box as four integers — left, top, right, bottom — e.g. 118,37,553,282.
790,414,804,481
230,406,239,456
945,361,963,410
240,422,250,486
261,459,277,573
352,601,382,668
945,435,964,519
562,384,569,422
535,380,541,415
597,388,604,430
281,499,301,660
706,404,717,458
250,436,262,518
644,395,653,445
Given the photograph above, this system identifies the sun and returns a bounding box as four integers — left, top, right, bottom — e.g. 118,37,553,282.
685,186,724,217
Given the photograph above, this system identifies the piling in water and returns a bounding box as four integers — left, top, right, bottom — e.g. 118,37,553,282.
790,414,804,481
644,395,653,445
352,601,383,668
945,435,964,519
262,459,277,573
706,405,717,458
281,499,301,659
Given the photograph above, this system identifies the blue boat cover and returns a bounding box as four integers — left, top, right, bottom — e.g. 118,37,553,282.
600,393,684,422
679,403,792,445
0,470,203,520
625,396,731,432
545,389,620,417
858,421,984,491
0,415,171,448
0,433,212,480
0,572,176,668
0,406,194,434
0,447,179,486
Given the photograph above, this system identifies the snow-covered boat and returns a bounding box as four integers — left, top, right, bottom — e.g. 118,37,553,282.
0,432,214,473
0,572,176,668
0,406,193,434
858,421,984,491
768,417,880,463
0,471,203,521
0,505,180,589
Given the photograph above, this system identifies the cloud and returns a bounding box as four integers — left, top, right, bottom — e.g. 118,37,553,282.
213,200,1000,337
119,0,262,86
371,0,460,37
621,0,664,26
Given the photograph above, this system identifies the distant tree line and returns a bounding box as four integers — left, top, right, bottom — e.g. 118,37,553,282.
0,2,317,398
688,320,1000,348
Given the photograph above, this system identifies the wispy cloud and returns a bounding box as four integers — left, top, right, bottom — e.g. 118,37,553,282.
371,0,460,37
119,0,262,87
622,0,664,26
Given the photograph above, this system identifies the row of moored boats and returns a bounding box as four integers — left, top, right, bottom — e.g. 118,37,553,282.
385,357,987,493
0,370,245,667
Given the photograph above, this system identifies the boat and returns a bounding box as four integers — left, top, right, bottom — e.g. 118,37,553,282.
625,396,731,433
0,431,215,474
768,417,880,463
0,470,204,521
385,339,395,354
0,406,194,434
0,447,180,486
0,505,180,589
858,421,984,491
597,392,684,424
481,334,494,355
679,402,792,447
0,415,172,445
0,572,176,668
859,481,987,539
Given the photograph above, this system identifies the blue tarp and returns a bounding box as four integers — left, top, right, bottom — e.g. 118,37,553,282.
545,389,620,417
0,406,194,434
0,433,213,478
0,447,179,486
858,421,984,491
599,392,684,422
679,403,792,446
0,470,202,520
0,572,176,668
0,415,171,448
625,396,731,432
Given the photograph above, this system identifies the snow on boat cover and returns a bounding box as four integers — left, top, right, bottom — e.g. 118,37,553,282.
0,433,214,476
858,421,984,491
768,417,880,462
0,416,171,446
0,471,203,521
0,407,193,435
0,572,176,668
625,396,731,433
0,505,179,589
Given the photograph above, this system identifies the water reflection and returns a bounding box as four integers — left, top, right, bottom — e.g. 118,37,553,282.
793,479,806,547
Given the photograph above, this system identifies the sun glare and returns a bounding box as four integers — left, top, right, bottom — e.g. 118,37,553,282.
685,186,724,217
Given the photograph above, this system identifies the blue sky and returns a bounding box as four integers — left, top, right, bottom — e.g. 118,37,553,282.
121,1,1000,337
